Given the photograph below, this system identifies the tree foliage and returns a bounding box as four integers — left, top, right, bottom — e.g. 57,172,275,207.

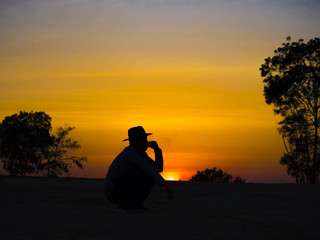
41,126,87,177
0,111,52,176
0,111,87,177
261,37,320,183
189,167,245,183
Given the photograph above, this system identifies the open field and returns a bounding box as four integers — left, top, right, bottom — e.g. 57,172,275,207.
1,176,320,240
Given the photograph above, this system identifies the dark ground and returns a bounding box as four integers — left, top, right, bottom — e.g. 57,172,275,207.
1,176,320,240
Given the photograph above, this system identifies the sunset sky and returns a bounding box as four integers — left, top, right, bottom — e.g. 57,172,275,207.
1,0,320,182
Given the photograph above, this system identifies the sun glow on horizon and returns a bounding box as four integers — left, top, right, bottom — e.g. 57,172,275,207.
162,172,181,181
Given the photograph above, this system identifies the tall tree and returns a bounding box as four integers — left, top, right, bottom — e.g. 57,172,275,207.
0,111,52,176
41,126,87,177
261,37,320,183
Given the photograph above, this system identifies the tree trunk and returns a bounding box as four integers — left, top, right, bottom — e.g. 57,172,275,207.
19,158,24,176
313,102,319,184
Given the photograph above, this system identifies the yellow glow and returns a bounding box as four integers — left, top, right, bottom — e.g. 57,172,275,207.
162,172,181,181
166,176,176,181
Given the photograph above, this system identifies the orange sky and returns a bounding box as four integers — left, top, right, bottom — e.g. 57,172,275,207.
1,0,320,182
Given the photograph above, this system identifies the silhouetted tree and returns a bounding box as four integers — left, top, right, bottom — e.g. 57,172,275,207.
40,126,87,177
233,176,246,183
0,111,52,176
261,37,320,183
190,167,233,182
0,111,87,177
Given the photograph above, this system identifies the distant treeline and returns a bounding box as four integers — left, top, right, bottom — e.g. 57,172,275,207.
190,167,246,183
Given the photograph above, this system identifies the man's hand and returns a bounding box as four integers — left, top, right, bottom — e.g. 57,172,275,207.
148,141,160,150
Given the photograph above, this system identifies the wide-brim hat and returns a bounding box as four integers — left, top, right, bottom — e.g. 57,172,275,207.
123,126,152,141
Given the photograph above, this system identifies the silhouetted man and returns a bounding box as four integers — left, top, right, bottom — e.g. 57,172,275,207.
104,126,174,212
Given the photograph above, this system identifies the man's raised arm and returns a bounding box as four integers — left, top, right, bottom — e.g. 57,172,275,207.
148,141,163,172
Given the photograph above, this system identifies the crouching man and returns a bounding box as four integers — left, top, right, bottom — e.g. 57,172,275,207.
104,126,174,212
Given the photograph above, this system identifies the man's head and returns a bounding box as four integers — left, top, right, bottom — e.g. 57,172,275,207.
123,126,152,152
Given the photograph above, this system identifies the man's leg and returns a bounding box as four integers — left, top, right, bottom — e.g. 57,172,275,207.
105,183,122,204
118,167,153,209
